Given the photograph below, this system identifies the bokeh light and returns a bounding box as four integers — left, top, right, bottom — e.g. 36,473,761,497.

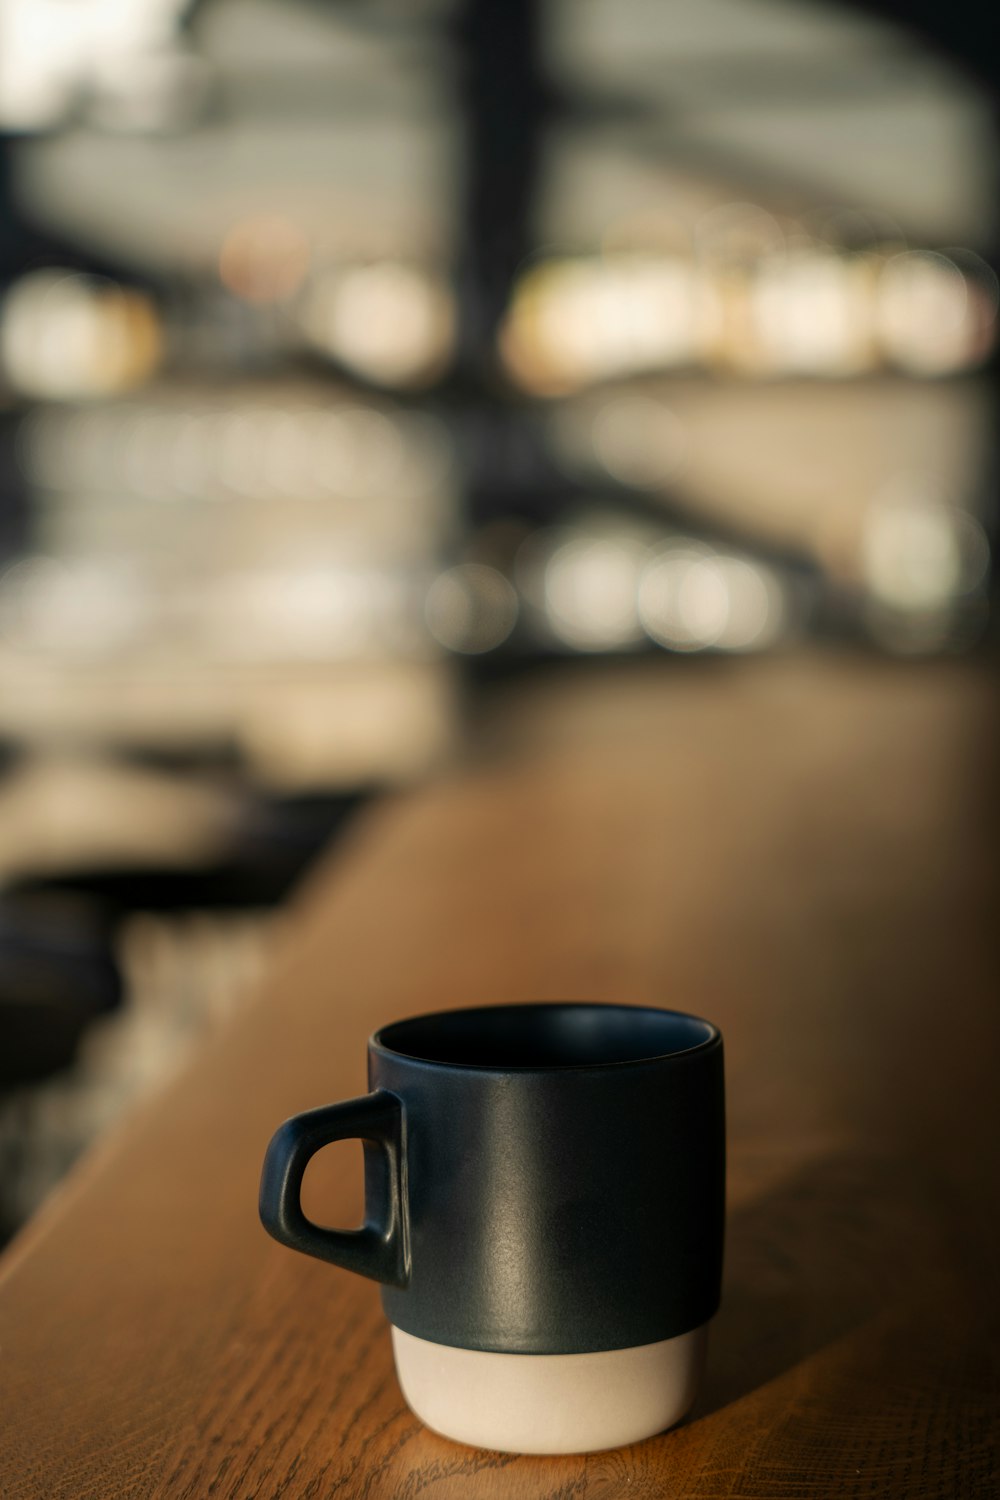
425,564,519,655
501,236,995,392
17,392,452,510
543,534,647,651
639,544,786,653
591,394,687,488
876,251,984,374
0,554,147,657
300,263,455,387
219,215,311,305
862,487,990,612
1,271,162,399
748,251,874,376
501,255,718,393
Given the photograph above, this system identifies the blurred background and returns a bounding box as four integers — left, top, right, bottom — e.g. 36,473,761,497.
0,0,996,1242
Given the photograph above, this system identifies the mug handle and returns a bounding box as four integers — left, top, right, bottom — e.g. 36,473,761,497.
259,1091,408,1287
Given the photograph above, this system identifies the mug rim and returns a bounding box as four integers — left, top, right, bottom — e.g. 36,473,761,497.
370,1001,720,1074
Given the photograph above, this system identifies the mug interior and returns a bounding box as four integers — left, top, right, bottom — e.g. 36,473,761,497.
373,1003,716,1069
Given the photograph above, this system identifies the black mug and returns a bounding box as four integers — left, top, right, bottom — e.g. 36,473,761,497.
260,1001,725,1453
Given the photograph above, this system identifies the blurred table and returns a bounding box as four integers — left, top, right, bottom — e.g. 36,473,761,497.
1,654,998,1499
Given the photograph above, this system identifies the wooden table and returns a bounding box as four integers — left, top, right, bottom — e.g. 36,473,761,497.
2,655,998,1498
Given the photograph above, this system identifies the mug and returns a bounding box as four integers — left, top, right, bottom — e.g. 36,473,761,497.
259,1001,725,1454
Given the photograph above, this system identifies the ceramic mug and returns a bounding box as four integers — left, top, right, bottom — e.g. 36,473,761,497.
259,1001,725,1454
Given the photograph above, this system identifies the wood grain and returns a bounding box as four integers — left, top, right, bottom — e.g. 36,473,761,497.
1,654,998,1499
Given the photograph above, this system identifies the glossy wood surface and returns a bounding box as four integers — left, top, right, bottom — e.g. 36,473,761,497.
2,655,998,1498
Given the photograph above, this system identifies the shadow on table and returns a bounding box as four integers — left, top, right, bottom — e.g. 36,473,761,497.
693,1148,932,1418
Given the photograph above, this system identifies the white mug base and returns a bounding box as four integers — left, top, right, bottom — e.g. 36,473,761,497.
390,1322,708,1455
